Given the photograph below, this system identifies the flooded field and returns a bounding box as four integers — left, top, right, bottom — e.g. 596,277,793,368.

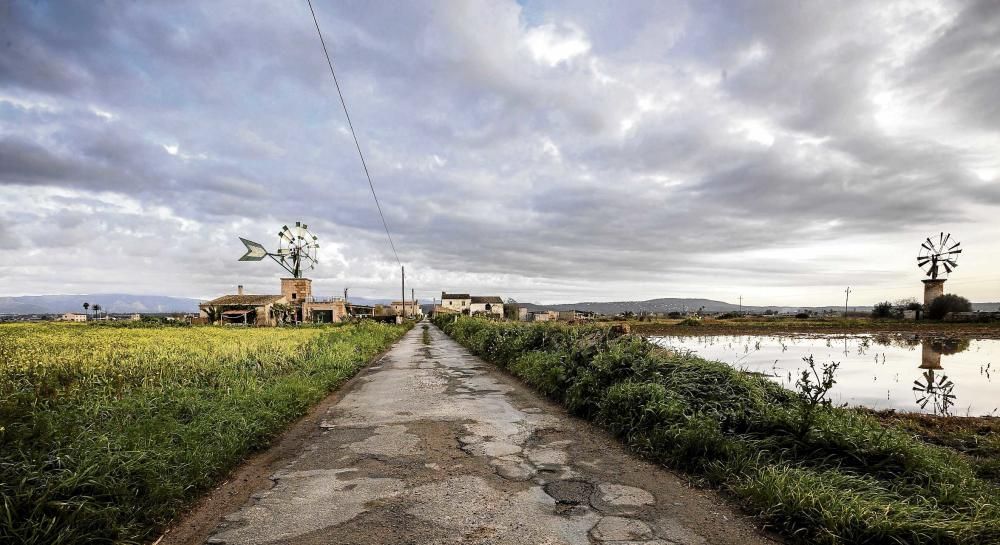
650,334,998,417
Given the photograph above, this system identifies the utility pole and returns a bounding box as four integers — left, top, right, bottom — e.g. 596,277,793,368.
844,287,851,317
411,288,415,319
401,265,405,319
343,287,348,301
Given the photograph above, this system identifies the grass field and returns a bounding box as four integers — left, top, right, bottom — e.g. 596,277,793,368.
433,316,1000,544
0,321,409,545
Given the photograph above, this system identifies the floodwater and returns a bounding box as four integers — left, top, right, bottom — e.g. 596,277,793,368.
649,334,998,417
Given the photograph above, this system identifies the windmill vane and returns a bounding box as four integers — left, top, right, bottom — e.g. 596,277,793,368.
239,221,319,278
916,232,961,280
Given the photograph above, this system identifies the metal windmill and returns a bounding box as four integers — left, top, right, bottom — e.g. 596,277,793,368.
912,370,956,416
238,222,319,278
917,232,961,280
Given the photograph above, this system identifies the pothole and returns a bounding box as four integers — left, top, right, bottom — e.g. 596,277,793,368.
543,479,594,507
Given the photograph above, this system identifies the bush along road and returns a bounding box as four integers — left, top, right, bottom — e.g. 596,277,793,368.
432,316,1000,545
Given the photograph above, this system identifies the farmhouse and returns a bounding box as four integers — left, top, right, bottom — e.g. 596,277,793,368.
470,296,504,316
61,312,88,322
437,292,504,316
200,279,348,326
530,310,558,322
390,300,423,317
440,293,471,311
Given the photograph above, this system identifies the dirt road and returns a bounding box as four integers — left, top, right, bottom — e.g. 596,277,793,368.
199,322,777,545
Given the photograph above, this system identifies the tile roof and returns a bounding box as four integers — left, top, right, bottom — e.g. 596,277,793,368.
471,296,504,304
201,294,284,306
442,293,471,299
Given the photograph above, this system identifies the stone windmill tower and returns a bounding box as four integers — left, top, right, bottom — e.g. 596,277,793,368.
916,232,961,306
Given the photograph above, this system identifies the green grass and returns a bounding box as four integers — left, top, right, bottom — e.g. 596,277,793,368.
433,316,1000,544
864,410,1000,483
0,321,409,544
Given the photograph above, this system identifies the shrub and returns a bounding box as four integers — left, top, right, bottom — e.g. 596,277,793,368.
872,301,894,319
928,294,972,320
793,355,839,437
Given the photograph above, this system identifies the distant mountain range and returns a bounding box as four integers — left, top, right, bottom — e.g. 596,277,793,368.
0,294,202,314
519,298,1000,315
2,294,997,316
0,293,395,314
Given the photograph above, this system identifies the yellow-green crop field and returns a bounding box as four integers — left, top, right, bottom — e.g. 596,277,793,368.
0,321,409,545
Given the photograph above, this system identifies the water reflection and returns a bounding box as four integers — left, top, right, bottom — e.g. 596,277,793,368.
913,340,964,416
649,334,997,416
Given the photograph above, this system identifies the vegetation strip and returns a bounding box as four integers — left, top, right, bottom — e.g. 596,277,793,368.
0,321,410,545
432,316,1000,545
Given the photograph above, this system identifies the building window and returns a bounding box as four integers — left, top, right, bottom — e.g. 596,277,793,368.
292,293,297,300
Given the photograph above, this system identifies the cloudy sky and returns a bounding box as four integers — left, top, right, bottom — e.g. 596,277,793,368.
2,0,999,306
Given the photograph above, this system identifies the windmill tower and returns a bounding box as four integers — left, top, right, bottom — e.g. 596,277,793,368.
916,232,961,306
238,222,321,321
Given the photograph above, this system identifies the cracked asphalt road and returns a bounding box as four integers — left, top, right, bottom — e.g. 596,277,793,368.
206,322,777,545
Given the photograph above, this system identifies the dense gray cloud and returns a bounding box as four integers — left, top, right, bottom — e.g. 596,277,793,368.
1,0,999,305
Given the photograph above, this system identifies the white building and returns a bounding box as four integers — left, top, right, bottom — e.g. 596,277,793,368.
470,296,504,316
390,300,423,317
61,312,88,322
441,293,471,312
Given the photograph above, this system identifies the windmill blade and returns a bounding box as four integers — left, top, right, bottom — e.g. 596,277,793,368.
948,241,961,250
917,257,931,265
922,241,934,251
945,249,962,255
942,233,950,248
943,262,953,273
945,259,958,267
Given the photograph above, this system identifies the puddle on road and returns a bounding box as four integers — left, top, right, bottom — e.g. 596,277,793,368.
649,334,998,417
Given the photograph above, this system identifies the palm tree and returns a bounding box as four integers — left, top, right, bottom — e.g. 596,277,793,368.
93,304,102,319
204,306,221,325
82,302,90,317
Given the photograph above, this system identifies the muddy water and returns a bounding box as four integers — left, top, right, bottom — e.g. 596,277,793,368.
649,334,999,417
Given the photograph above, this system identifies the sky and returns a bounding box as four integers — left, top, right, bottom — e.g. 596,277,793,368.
1,0,999,306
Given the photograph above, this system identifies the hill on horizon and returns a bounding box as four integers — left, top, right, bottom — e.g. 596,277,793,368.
0,293,397,315
519,297,1000,315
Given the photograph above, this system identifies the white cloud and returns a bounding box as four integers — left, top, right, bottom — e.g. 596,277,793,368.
522,23,591,67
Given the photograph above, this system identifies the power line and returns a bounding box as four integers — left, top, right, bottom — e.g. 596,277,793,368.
305,0,401,267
